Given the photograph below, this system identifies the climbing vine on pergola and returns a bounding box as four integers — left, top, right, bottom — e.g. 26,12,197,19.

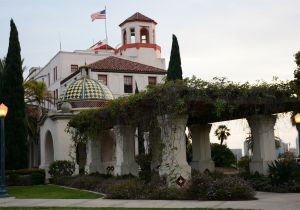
66,76,300,144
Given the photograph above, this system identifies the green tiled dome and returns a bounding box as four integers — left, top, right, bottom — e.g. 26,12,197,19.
62,78,113,102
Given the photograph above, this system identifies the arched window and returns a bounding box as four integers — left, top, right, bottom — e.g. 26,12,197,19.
140,28,149,44
123,30,127,45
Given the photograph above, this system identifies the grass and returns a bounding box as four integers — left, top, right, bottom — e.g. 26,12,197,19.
7,185,103,199
0,208,244,210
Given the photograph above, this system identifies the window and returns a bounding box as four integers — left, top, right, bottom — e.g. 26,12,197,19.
48,73,50,86
71,65,78,73
130,28,135,43
123,30,127,45
53,89,58,107
53,90,56,105
124,76,133,93
148,77,157,85
140,28,149,44
56,89,58,101
53,66,58,82
98,74,107,86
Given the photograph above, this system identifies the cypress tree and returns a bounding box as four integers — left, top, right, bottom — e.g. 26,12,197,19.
0,58,4,102
2,19,28,169
166,34,183,81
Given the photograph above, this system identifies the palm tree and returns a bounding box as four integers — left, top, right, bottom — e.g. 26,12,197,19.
24,76,52,167
214,125,230,145
245,133,281,153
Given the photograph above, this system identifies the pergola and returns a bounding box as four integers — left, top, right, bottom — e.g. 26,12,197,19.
68,80,300,186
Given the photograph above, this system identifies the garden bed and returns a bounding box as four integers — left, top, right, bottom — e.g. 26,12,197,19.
51,172,256,201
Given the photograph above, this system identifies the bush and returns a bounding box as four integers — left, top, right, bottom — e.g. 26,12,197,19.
238,156,251,172
6,168,45,186
211,143,236,167
206,176,255,200
186,171,213,199
240,170,300,193
48,160,75,177
51,173,127,194
106,177,188,200
135,154,152,182
106,178,146,199
149,186,187,200
268,159,300,185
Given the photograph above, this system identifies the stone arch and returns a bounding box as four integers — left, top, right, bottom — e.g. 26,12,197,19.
44,130,54,165
140,28,149,44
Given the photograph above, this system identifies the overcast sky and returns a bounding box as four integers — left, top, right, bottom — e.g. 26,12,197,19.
1,0,299,152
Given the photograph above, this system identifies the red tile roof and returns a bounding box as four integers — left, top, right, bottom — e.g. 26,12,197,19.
89,41,114,51
119,12,157,27
89,56,166,75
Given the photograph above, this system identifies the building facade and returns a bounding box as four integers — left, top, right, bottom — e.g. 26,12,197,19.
34,12,167,173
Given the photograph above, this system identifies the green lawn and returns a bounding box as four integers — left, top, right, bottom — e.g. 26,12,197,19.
7,185,103,199
0,208,243,210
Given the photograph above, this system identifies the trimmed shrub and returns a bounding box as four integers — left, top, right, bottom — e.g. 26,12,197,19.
48,160,75,177
6,168,45,186
206,176,255,200
211,143,236,167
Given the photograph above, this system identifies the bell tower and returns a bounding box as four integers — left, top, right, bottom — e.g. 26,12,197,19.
116,12,165,69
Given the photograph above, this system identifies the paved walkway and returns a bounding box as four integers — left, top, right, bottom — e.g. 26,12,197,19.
0,192,299,210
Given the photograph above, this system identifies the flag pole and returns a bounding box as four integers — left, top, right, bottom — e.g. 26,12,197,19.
104,5,108,49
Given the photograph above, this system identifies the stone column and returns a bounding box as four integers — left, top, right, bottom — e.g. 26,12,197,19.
143,132,150,154
247,115,277,175
86,138,101,173
149,125,162,171
114,125,139,176
190,124,215,172
157,115,191,186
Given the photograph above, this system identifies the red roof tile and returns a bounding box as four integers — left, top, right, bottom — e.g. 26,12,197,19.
89,41,114,51
119,12,157,27
88,56,166,75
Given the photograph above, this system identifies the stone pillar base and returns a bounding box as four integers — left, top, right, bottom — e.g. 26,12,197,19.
190,160,215,173
250,160,274,175
87,163,101,174
115,163,139,176
40,164,50,179
159,163,191,184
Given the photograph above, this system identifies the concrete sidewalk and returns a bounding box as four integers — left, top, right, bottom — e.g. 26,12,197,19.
0,192,299,210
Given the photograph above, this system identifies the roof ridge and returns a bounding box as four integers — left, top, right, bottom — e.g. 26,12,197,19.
88,56,166,75
89,56,165,70
119,12,157,27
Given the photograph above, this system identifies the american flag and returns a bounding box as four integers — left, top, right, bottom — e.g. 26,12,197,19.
91,9,106,21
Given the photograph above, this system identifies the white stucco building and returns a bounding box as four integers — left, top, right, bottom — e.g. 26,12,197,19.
31,12,167,171
31,12,166,110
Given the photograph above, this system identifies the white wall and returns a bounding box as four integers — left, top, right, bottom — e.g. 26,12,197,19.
90,71,165,98
40,115,75,169
33,51,112,110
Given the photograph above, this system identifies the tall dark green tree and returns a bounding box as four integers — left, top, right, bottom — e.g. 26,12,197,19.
166,34,183,81
2,19,28,169
0,58,5,102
